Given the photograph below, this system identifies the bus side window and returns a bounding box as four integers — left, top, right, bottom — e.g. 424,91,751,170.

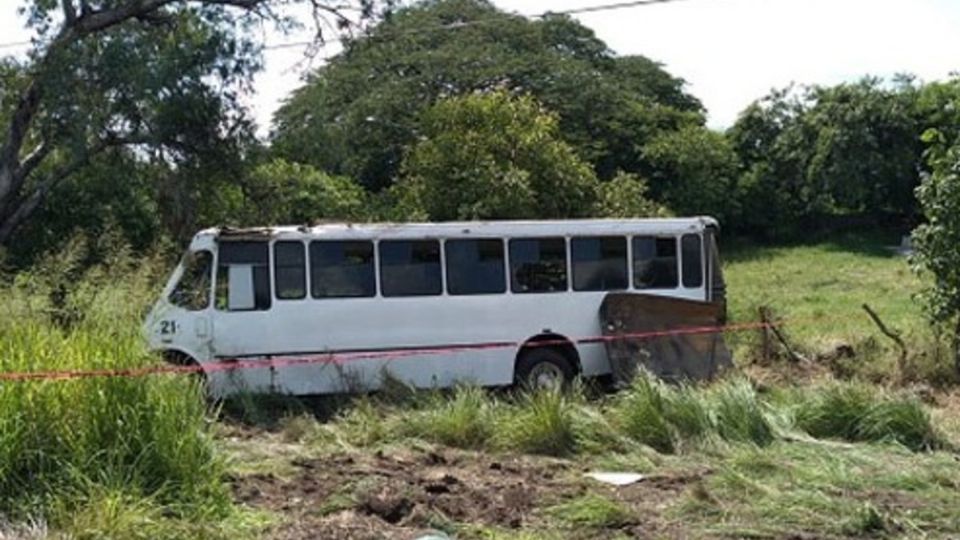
380,240,442,297
632,236,678,289
310,240,376,298
215,241,271,311
681,234,703,288
571,236,628,291
509,238,567,293
446,239,506,295
274,241,306,300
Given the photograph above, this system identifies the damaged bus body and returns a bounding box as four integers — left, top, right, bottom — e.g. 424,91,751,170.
145,218,729,397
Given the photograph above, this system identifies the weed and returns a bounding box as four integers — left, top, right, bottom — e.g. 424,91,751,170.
841,502,889,536
547,493,632,528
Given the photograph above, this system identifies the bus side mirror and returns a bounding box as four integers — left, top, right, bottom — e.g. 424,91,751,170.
228,265,256,310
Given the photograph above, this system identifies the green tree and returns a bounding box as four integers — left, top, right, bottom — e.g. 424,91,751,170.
272,0,702,190
727,78,925,236
643,125,739,222
396,91,597,221
0,0,385,248
237,159,369,225
592,171,670,218
911,130,960,372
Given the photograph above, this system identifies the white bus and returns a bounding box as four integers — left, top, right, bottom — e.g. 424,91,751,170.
145,217,724,397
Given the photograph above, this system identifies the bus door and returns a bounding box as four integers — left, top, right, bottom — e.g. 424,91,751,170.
211,239,275,391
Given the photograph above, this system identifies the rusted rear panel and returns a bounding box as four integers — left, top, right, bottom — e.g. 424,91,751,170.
599,293,733,383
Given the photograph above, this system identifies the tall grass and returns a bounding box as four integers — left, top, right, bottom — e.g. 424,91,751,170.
0,238,229,527
793,382,943,451
400,385,497,449
611,373,772,452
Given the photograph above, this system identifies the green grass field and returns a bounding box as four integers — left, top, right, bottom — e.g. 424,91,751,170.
2,231,959,539
724,231,923,342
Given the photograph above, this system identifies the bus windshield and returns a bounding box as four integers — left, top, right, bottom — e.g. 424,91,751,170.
169,250,213,311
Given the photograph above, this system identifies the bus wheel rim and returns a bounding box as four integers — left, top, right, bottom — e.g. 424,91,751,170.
529,363,564,389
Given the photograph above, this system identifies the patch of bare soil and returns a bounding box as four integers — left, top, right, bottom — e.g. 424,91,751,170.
230,446,699,539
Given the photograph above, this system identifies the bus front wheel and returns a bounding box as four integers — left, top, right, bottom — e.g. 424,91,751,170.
515,347,575,391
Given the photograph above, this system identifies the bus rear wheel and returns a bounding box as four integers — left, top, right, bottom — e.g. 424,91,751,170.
515,347,575,391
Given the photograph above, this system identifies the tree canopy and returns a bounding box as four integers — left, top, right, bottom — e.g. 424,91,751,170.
394,91,597,221
0,0,386,249
271,0,703,191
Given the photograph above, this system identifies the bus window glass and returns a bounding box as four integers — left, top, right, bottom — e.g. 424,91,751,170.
169,250,212,310
632,236,678,289
509,238,567,293
216,241,271,311
380,240,442,297
571,236,628,291
446,239,506,295
681,234,703,288
310,241,375,298
274,241,306,300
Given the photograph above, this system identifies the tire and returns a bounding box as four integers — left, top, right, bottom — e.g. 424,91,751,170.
163,350,209,394
514,347,576,391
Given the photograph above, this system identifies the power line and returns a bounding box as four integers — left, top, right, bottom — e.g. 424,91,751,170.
0,0,691,54
263,0,692,51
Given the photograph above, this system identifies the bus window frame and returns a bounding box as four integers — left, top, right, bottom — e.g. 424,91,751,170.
570,235,629,292
680,233,704,289
508,236,569,294
273,240,308,301
309,239,378,300
630,234,680,291
378,238,445,298
444,237,508,296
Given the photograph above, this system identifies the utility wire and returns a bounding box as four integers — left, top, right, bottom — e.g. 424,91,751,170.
0,0,691,53
263,0,691,50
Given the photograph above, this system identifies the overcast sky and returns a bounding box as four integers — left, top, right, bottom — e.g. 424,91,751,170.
3,0,959,135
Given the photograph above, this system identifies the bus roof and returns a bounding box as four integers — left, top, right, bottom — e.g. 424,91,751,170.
196,217,719,242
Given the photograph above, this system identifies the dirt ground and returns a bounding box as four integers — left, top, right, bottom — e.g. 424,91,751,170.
229,443,704,539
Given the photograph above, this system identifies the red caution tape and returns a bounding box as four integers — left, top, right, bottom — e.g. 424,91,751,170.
0,319,784,383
